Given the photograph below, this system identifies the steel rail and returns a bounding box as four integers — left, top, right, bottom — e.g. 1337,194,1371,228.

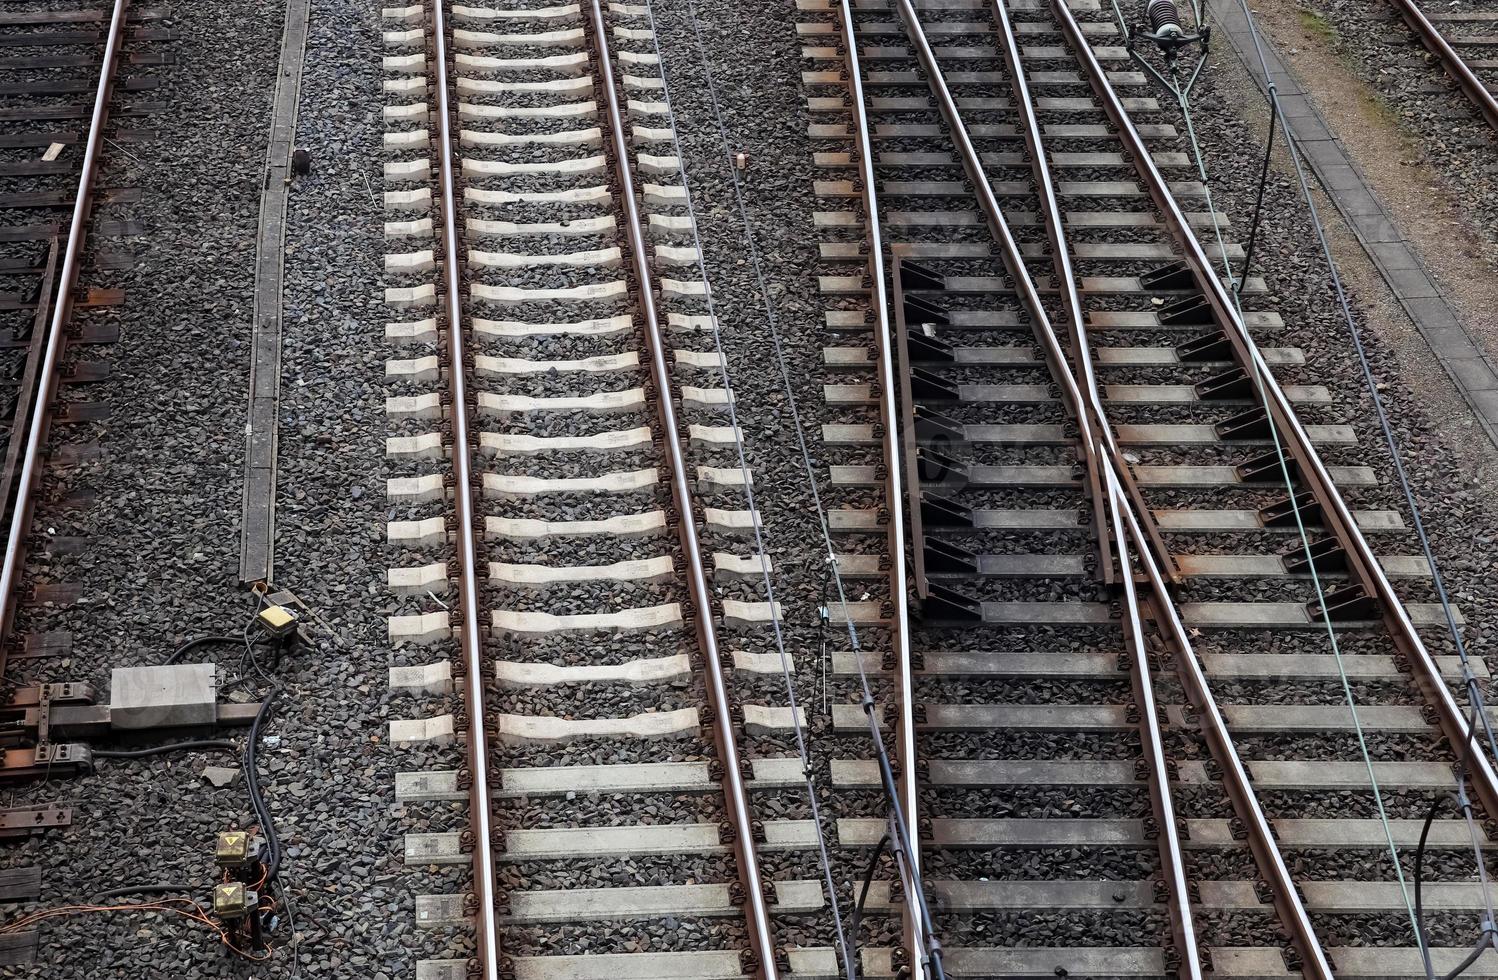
979,12,1198,966
1102,467,1202,979
585,2,778,975
833,2,926,977
0,0,126,667
985,0,1177,585
1051,0,1498,824
892,3,1205,971
430,2,502,978
1121,504,1337,980
1380,0,1498,132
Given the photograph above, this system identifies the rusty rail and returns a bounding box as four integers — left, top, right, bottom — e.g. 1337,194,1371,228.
1052,0,1498,827
430,1,502,978
585,2,778,975
1382,0,1498,131
977,1,1203,968
832,1,928,977
0,0,127,670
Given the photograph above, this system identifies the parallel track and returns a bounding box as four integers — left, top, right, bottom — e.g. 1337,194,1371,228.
1374,0,1498,132
0,0,170,759
382,1,811,977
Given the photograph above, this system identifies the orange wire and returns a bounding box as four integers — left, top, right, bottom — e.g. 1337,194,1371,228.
0,899,271,961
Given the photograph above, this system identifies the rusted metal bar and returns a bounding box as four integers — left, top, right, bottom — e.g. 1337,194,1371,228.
1102,467,1202,979
0,239,59,577
1051,0,1498,826
1382,0,1498,132
429,1,502,977
833,2,926,976
1130,549,1336,978
0,0,126,671
985,0,1177,585
585,2,777,976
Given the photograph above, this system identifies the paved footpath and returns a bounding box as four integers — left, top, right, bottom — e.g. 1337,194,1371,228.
1213,1,1498,451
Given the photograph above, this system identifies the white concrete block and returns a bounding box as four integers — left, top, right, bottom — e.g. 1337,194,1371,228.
384,187,432,210
384,52,427,73
697,465,750,489
384,157,429,182
723,599,783,628
386,316,439,343
386,431,445,459
386,392,444,420
109,664,216,730
386,216,434,238
390,661,454,696
390,714,455,745
388,515,447,546
385,249,436,274
383,128,428,150
496,707,698,742
389,611,452,646
384,28,424,47
680,385,732,408
388,474,447,505
384,101,428,122
385,354,441,382
482,469,657,496
385,283,438,308
388,562,450,596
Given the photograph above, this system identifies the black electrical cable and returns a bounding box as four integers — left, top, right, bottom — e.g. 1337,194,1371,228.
1415,794,1445,978
92,739,239,759
164,635,243,666
242,680,283,885
1235,101,1276,295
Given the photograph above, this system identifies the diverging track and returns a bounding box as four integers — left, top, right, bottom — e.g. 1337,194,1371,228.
800,0,1498,975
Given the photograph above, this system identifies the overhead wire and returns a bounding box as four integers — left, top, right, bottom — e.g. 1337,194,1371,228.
641,0,948,974
1207,6,1498,967
1123,0,1498,966
627,1,856,974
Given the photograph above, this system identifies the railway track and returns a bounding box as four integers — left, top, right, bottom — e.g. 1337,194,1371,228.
802,0,1498,976
1370,0,1498,132
0,0,170,780
372,0,1498,974
380,1,846,977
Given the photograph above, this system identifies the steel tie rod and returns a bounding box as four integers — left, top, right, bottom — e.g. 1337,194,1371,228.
833,1,927,976
431,1,503,977
1048,0,1498,824
585,2,779,975
0,0,128,662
